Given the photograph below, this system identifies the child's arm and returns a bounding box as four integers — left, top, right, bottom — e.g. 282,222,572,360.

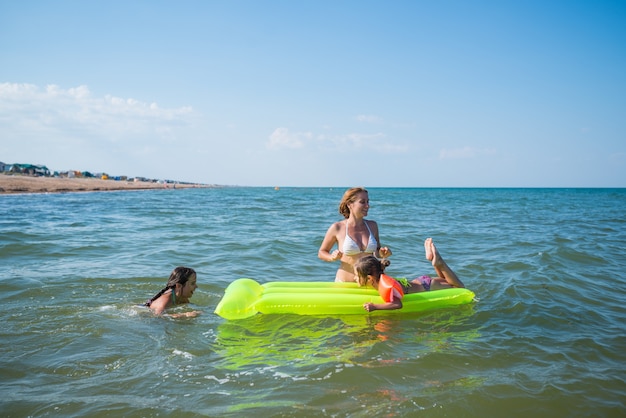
166,310,202,318
364,280,403,311
363,299,402,311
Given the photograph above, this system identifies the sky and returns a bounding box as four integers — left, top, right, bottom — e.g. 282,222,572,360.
1,0,625,187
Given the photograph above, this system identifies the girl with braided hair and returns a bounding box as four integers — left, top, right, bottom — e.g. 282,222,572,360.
354,238,464,312
144,266,200,317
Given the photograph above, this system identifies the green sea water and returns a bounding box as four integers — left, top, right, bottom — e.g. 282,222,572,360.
1,187,625,417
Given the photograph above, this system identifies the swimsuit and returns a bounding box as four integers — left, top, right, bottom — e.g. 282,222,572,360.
342,221,378,256
415,275,432,291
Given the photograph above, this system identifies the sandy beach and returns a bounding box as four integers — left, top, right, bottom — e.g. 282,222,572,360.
0,175,212,194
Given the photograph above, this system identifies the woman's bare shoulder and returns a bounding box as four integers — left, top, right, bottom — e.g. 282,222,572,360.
329,220,345,231
365,219,379,229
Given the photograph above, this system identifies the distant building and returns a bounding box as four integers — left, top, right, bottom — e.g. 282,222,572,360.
8,163,51,176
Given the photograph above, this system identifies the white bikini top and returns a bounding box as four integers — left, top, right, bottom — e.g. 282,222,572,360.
342,221,378,256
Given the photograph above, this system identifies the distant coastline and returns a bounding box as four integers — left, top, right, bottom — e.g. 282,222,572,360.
0,173,215,195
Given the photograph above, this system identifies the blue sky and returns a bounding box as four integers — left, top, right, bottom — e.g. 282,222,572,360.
1,0,625,187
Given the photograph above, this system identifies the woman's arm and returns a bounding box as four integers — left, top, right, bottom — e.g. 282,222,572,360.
318,223,343,262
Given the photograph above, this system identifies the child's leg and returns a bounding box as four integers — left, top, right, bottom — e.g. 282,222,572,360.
424,238,464,289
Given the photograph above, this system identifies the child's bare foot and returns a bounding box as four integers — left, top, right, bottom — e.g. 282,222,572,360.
424,238,434,261
425,238,443,267
424,238,464,288
430,240,442,268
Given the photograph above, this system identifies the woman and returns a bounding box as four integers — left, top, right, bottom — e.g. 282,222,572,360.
355,238,465,311
318,187,392,282
144,266,201,318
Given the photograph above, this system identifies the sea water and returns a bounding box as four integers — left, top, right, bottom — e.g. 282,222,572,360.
0,187,624,417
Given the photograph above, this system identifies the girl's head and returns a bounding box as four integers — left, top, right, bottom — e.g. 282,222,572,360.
354,256,390,287
145,266,198,307
167,266,197,302
166,266,196,288
339,187,369,219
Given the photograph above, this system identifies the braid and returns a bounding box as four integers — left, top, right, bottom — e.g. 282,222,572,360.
144,266,196,307
144,285,174,307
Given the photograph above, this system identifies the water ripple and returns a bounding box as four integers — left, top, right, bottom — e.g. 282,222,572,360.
1,188,625,416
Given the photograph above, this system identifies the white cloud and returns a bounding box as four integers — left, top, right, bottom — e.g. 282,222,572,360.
0,82,202,179
338,132,386,147
267,127,311,149
355,114,382,123
267,127,409,153
0,82,193,141
609,152,626,163
269,128,408,153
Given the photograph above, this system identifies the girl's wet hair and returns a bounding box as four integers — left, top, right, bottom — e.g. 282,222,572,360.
144,266,196,307
338,187,368,219
354,256,390,287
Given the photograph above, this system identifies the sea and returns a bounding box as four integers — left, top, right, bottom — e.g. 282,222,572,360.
1,187,624,417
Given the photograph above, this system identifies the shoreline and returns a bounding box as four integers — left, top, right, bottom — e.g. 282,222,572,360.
0,175,214,195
